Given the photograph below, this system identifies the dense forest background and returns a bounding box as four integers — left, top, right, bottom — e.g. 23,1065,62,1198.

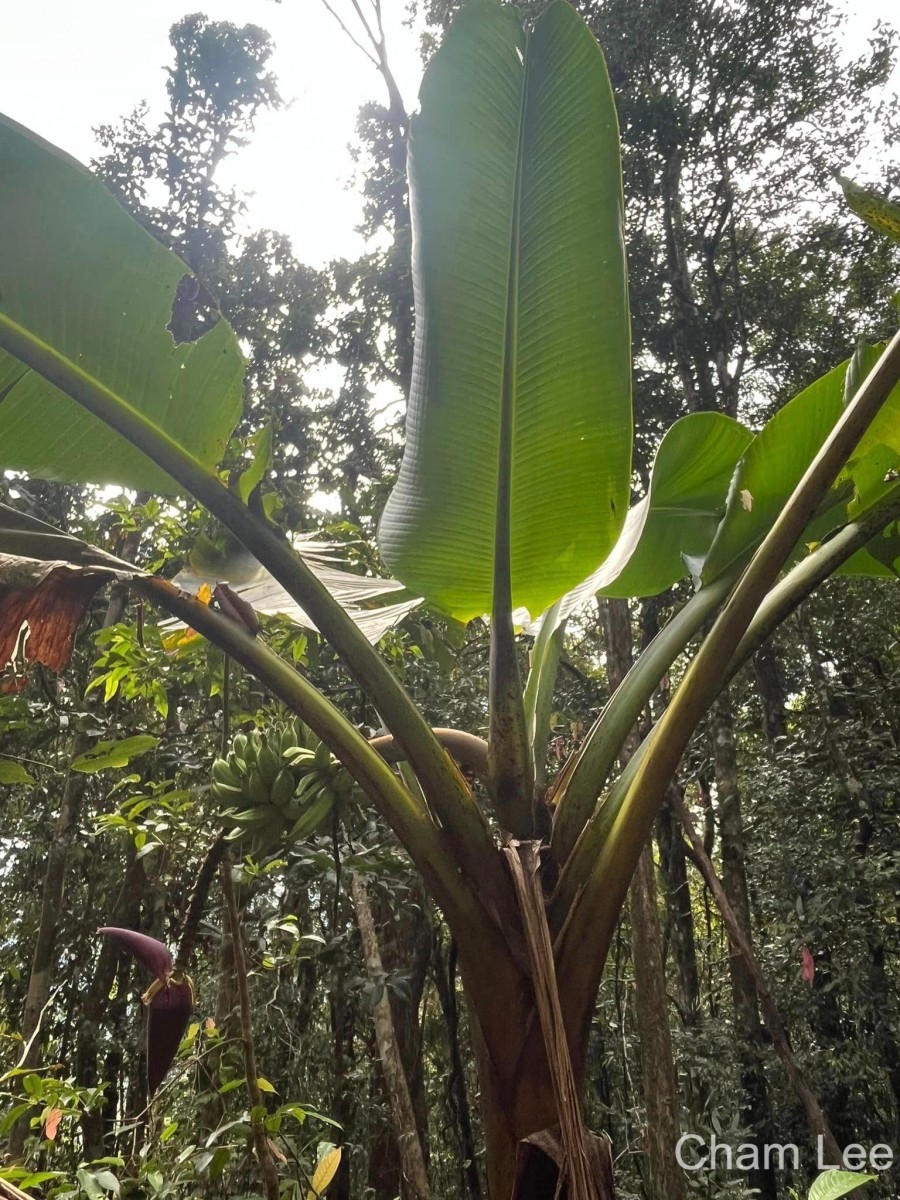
2,1,900,1198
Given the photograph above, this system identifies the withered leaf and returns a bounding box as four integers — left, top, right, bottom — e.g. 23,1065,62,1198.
0,555,129,692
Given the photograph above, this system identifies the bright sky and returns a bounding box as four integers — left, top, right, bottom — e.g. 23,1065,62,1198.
2,0,424,266
2,0,898,269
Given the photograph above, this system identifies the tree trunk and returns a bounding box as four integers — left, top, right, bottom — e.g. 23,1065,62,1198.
351,873,431,1200
752,643,788,745
655,792,701,1026
712,693,778,1200
629,847,686,1200
675,791,841,1162
433,934,483,1200
7,732,90,1160
375,884,433,1191
75,847,145,1159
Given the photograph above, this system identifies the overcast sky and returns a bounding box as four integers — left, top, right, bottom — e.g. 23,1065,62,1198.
2,0,898,268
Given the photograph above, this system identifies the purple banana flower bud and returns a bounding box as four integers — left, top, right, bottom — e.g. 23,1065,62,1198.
98,927,194,1094
147,976,195,1095
98,927,173,983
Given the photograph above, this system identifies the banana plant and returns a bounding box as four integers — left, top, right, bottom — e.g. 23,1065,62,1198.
3,2,900,1197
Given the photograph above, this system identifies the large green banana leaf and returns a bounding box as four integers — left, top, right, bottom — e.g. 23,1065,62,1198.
377,0,632,622
701,362,850,584
527,352,900,632
524,412,750,633
703,348,900,585
598,412,751,598
0,114,243,492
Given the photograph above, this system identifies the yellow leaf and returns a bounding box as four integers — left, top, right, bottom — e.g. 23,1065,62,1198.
161,627,201,652
306,1146,341,1198
256,1076,277,1094
197,583,214,605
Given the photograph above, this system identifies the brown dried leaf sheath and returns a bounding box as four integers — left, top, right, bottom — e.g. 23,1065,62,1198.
504,842,613,1200
0,555,124,691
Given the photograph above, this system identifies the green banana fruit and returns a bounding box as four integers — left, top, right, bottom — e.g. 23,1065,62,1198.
271,768,295,809
313,741,332,770
211,780,245,803
256,742,281,788
212,718,354,854
288,790,334,843
212,758,241,788
247,765,270,808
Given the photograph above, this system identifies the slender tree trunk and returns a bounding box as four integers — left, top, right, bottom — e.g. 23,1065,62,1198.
364,885,432,1200
221,861,280,1200
601,598,685,1200
201,902,237,1134
351,873,431,1200
660,150,717,413
629,847,686,1200
711,693,778,1200
752,643,788,745
656,792,701,1026
7,737,89,1161
8,543,140,1160
433,935,483,1200
367,884,433,1198
75,847,145,1159
329,939,357,1200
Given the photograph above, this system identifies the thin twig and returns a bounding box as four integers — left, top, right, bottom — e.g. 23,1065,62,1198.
319,0,380,67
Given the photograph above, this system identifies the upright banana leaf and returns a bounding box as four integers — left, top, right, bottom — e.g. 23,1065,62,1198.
377,0,632,622
0,113,243,492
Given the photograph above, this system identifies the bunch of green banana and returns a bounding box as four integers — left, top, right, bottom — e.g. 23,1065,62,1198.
210,720,351,853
